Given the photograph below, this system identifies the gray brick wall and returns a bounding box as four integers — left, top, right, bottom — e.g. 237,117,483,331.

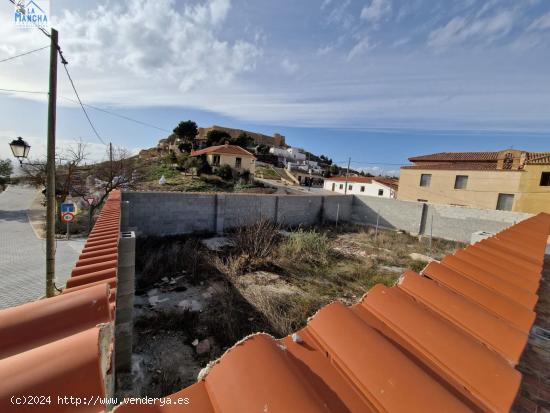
351,195,532,242
122,192,353,235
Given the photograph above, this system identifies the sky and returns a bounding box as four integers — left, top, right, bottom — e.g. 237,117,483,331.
0,0,549,175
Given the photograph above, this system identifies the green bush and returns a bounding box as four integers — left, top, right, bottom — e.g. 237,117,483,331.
216,164,233,181
279,229,330,264
148,164,178,180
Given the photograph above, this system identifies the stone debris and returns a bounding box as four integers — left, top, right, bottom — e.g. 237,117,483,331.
196,339,211,355
201,236,234,251
409,253,434,263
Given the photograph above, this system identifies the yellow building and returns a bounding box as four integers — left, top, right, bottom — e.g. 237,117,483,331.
397,150,550,213
191,143,256,175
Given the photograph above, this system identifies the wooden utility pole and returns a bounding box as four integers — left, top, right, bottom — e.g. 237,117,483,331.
45,28,58,297
344,157,351,195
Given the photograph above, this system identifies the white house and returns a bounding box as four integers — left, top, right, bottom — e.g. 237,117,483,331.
269,146,307,162
324,176,398,198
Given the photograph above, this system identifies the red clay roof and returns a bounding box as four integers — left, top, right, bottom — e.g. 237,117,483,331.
1,190,549,413
114,212,550,413
0,190,121,413
401,162,499,171
191,144,255,157
409,152,501,162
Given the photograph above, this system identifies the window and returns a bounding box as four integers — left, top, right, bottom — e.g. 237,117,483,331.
235,157,242,168
360,186,365,192
420,174,431,187
540,172,550,186
348,185,353,191
331,183,336,191
496,193,514,211
454,175,468,189
212,155,220,166
339,184,343,190
378,189,384,196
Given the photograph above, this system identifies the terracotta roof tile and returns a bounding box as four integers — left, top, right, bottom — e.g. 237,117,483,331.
1,190,549,413
401,162,498,171
0,190,121,412
409,151,500,162
191,144,255,157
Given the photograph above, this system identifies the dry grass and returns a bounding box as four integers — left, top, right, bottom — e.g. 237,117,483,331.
278,229,330,265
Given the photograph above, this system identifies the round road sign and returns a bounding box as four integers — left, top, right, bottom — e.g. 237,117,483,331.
62,212,75,222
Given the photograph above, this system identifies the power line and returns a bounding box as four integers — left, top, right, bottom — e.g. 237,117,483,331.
0,87,47,94
59,96,170,133
59,53,107,146
0,87,169,134
0,45,49,64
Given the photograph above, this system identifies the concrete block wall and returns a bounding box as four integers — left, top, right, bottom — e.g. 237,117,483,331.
351,195,533,243
352,196,425,235
122,192,354,236
424,203,532,242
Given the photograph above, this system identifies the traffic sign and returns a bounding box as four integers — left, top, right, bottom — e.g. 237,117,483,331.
61,202,77,214
61,212,74,222
85,197,95,206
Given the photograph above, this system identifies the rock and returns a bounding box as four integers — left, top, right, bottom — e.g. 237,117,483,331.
161,277,169,283
196,339,210,355
409,253,434,263
379,265,404,273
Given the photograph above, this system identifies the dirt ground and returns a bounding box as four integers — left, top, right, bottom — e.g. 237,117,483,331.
130,224,463,397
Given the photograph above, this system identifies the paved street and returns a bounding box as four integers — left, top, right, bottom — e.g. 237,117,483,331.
0,186,85,309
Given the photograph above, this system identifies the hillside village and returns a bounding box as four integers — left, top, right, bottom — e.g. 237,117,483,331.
134,122,399,196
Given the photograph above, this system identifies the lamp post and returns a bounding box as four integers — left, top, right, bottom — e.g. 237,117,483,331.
9,137,31,164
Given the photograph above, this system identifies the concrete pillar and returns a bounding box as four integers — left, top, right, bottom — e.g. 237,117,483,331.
120,201,130,232
215,194,226,234
115,231,135,374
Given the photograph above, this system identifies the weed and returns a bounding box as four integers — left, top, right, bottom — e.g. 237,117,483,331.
279,229,330,265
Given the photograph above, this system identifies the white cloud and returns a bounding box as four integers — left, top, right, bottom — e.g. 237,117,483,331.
360,0,392,23
347,37,372,61
428,10,516,49
281,58,299,75
528,11,550,31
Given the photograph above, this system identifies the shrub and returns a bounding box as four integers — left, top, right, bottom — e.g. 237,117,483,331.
148,164,178,180
279,229,330,265
231,218,280,262
216,164,233,181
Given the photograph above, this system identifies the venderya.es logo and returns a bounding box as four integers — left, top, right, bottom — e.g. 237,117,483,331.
14,0,50,29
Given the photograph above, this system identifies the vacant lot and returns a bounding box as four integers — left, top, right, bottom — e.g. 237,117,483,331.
131,223,463,397
135,172,276,194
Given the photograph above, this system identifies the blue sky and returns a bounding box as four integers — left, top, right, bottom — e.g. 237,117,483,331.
0,0,549,175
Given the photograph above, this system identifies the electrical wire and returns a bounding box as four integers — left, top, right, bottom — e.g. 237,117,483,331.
59,54,107,146
0,87,47,94
0,45,49,64
59,96,170,133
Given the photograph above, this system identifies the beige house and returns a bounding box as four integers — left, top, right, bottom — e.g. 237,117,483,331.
191,143,256,175
398,149,550,213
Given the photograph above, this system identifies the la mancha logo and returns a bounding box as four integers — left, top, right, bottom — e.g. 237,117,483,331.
14,0,50,29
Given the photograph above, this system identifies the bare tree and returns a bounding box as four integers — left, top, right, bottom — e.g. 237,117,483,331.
72,144,142,228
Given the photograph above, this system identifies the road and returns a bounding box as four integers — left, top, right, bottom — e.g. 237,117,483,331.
0,186,85,309
255,178,334,195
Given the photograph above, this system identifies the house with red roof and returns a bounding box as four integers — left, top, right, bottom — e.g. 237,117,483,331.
398,149,550,213
191,143,256,175
323,175,398,198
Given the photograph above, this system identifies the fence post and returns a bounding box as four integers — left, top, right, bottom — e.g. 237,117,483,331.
335,203,340,229
375,209,380,242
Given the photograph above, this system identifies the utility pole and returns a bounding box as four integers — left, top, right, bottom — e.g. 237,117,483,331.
45,28,58,298
344,157,351,195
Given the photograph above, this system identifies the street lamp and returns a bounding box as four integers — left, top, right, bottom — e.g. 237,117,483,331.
9,137,31,164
